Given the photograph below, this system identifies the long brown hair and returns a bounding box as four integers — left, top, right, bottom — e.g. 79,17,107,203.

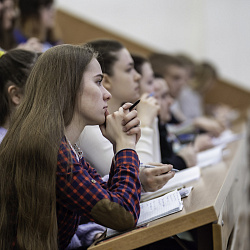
0,44,96,249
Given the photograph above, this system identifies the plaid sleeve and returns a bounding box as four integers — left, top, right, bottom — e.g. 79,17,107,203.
56,138,141,224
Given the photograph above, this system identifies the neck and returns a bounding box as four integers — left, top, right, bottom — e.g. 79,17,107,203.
65,117,86,145
2,117,10,130
107,97,123,114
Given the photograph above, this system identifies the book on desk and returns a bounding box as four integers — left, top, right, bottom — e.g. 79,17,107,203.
106,189,183,238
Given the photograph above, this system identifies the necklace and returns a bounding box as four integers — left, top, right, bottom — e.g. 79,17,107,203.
65,136,83,161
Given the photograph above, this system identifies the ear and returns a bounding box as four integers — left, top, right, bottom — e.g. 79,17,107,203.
7,85,23,106
102,73,112,91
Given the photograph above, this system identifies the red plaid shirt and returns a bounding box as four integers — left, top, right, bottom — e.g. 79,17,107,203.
57,137,141,249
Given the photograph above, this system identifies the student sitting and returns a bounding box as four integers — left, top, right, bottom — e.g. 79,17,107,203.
0,44,142,249
78,40,175,193
154,74,213,169
149,52,224,137
0,48,39,143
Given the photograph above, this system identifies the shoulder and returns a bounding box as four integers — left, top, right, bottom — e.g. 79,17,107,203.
57,137,79,173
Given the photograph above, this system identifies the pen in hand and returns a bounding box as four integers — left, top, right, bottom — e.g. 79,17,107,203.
142,164,179,173
129,99,140,111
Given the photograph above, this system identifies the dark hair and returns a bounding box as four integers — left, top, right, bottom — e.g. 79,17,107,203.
87,39,124,76
149,53,184,77
175,54,196,78
0,49,39,126
19,0,53,21
18,0,59,44
0,44,96,249
131,54,148,75
191,62,218,92
0,0,17,50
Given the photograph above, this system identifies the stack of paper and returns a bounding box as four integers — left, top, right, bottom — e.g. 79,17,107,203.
196,145,224,168
212,129,242,147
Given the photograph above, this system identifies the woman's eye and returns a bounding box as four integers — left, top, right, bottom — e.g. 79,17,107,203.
96,78,102,86
126,67,133,73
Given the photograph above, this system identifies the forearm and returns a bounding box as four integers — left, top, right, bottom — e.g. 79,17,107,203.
136,127,154,163
57,149,141,231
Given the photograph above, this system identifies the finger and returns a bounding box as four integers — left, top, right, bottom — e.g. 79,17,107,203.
144,165,173,176
122,110,138,125
126,126,141,135
122,102,133,110
152,172,175,190
123,118,140,132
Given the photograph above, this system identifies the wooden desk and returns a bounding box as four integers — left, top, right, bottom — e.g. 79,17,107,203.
89,121,250,250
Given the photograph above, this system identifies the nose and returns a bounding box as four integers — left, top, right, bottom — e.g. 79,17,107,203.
103,87,112,101
169,95,174,105
134,69,141,82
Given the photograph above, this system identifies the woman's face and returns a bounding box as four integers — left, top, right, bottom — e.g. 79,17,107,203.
75,58,111,126
40,4,55,29
139,62,154,95
108,48,141,103
2,0,16,30
154,78,173,123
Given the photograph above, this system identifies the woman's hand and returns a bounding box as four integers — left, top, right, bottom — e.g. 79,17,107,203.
17,37,43,53
136,93,160,128
177,145,197,168
194,116,224,137
193,134,213,152
139,163,175,192
100,103,141,153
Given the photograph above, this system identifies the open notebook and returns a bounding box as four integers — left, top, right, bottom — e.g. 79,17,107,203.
141,166,200,202
107,190,183,238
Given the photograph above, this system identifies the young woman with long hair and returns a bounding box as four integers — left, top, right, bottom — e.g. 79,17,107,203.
0,44,141,249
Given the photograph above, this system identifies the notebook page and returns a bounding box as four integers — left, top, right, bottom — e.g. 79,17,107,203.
138,190,183,226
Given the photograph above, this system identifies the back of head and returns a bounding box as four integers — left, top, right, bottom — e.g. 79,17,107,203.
191,61,218,92
87,39,124,76
0,44,96,249
0,49,38,126
149,52,184,77
176,53,196,79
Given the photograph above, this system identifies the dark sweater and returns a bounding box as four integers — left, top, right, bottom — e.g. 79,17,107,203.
158,121,187,170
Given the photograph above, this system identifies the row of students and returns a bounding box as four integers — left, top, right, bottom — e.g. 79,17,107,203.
0,42,181,249
0,39,221,249
1,39,230,250
149,52,226,137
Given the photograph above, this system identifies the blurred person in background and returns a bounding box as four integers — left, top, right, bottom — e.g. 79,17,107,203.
14,0,62,52
0,49,40,143
150,52,224,137
0,0,43,52
154,74,213,169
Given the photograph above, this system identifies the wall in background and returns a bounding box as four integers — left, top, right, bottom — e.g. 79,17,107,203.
55,0,250,92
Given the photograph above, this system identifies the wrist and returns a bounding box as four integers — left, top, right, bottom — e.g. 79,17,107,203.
115,138,136,153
